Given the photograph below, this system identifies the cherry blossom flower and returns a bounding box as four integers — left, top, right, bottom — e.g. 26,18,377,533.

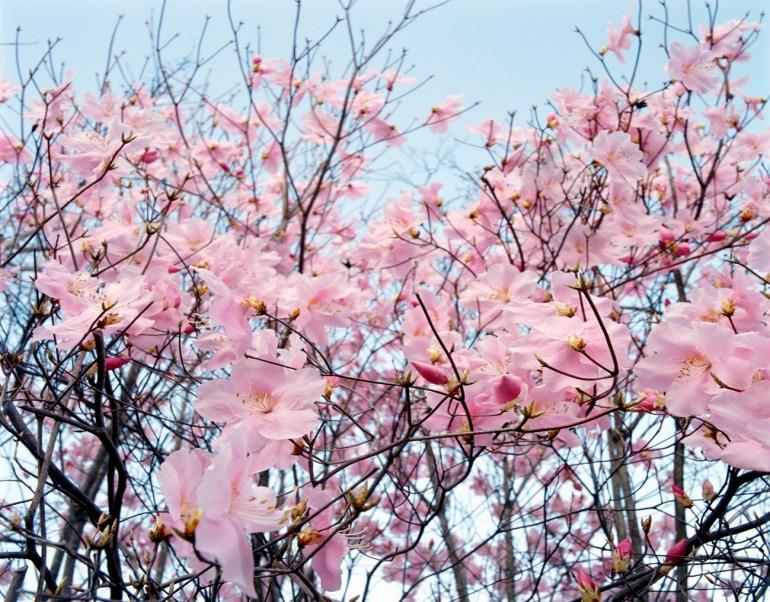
601,15,637,63
425,95,464,133
665,42,718,94
591,131,647,182
196,358,324,440
157,441,283,597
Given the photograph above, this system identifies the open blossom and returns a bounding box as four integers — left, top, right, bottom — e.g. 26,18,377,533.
665,42,718,94
635,321,758,417
32,264,156,350
0,78,20,102
591,131,647,182
196,358,324,440
0,134,32,163
298,489,348,592
468,118,503,147
289,272,354,345
698,380,770,472
423,373,524,440
365,117,405,146
460,263,538,317
602,15,637,63
157,441,283,597
6,10,770,600
425,95,464,133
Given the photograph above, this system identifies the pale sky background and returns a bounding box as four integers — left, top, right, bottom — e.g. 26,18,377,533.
3,0,766,198
1,0,767,146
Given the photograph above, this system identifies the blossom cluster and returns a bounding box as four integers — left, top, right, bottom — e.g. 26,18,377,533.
1,7,768,600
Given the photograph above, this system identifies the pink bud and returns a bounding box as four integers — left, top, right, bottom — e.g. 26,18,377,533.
140,149,160,164
702,479,716,502
673,243,691,257
182,324,195,335
612,537,632,573
706,231,727,242
632,389,663,413
672,484,693,508
575,567,601,601
492,374,522,404
104,356,130,371
633,398,655,412
167,265,183,274
664,538,688,565
659,226,676,244
412,361,449,385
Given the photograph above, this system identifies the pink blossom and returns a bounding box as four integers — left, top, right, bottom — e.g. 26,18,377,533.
425,95,464,133
365,117,405,146
635,321,758,416
157,441,283,597
0,134,32,163
591,131,647,182
196,358,323,440
301,489,348,592
666,42,718,94
602,15,637,63
104,355,131,371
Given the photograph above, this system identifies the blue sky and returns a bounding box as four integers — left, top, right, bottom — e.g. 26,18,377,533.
2,1,767,103
1,0,768,187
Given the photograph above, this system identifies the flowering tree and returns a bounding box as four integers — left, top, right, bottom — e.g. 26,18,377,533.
1,1,769,600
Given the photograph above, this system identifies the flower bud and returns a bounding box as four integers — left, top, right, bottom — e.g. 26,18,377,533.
491,374,522,405
641,515,652,533
663,538,689,567
555,301,576,317
298,528,323,548
290,500,308,524
702,479,717,502
575,567,601,602
411,360,449,385
672,484,693,509
104,355,130,371
567,334,587,352
149,519,172,543
720,299,736,318
612,537,632,573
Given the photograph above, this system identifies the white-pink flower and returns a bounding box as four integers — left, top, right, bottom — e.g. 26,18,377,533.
665,42,718,94
591,131,647,182
196,358,324,440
